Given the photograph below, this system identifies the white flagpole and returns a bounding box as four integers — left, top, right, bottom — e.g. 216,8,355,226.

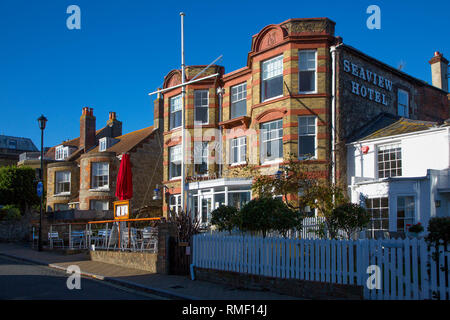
180,12,187,214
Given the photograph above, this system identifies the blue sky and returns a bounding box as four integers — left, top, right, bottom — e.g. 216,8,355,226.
0,0,448,149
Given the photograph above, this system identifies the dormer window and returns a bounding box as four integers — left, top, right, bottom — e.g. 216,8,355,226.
55,145,69,160
99,137,119,152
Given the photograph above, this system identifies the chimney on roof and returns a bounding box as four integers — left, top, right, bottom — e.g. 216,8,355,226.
429,51,449,92
154,89,164,130
106,111,122,138
80,107,96,151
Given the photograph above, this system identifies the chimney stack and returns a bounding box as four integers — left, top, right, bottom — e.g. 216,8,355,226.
154,89,164,130
80,107,96,151
429,51,449,92
106,111,122,138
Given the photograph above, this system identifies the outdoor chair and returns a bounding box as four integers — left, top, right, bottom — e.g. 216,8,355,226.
139,227,158,253
92,229,111,249
70,231,85,249
48,232,64,248
121,227,138,250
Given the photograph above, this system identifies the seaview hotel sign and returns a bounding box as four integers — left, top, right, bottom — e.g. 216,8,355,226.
343,59,393,106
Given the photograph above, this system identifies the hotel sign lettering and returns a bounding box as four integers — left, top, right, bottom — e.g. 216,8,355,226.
343,59,393,106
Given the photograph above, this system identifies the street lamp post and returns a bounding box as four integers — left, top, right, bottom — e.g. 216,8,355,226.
37,115,47,252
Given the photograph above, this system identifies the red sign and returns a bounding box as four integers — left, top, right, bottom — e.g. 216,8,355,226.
362,146,370,154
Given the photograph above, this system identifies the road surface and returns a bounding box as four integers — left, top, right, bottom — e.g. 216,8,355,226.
0,255,165,300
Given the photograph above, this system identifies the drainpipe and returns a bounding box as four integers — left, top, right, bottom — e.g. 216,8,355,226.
217,87,224,177
330,46,337,187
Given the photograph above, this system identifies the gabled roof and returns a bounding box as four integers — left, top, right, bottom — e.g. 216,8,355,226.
88,126,156,155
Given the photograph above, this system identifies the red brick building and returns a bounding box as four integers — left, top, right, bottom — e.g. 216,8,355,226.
154,18,449,222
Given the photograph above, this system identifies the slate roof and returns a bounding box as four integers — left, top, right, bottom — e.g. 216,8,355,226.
0,135,38,152
361,118,437,140
346,113,401,142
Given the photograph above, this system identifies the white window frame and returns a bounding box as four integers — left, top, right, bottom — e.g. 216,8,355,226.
90,200,109,211
194,90,209,125
99,137,107,152
261,55,284,102
230,83,247,119
298,116,317,160
170,94,182,130
366,197,390,234
91,162,109,189
397,89,409,118
55,171,71,195
230,136,246,165
169,144,182,180
260,119,283,164
169,194,182,214
377,143,402,179
298,50,317,94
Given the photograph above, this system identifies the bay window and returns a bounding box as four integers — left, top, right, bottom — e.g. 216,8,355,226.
231,136,246,165
261,55,283,101
91,162,109,189
194,141,208,175
230,83,247,118
170,95,182,130
55,171,71,194
298,116,316,159
169,145,182,179
260,119,283,163
298,50,316,93
194,90,209,124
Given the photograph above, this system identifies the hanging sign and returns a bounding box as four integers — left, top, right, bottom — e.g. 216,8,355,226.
114,200,130,220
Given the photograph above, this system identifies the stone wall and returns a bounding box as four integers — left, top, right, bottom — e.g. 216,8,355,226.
90,250,158,273
194,267,364,300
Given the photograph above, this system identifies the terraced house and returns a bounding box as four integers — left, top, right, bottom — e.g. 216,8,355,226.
46,107,163,217
154,17,449,223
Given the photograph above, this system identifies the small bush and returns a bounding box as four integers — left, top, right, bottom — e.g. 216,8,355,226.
426,217,450,247
211,205,238,234
236,198,302,237
331,203,370,239
0,205,21,221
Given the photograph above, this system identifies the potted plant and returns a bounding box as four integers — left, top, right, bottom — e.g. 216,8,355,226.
407,222,424,238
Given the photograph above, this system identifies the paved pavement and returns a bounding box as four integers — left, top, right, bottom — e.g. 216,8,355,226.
0,242,301,300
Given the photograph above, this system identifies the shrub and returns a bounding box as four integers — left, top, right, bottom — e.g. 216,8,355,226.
167,210,201,242
0,205,21,221
211,205,238,234
331,202,370,239
426,217,450,247
236,198,302,237
408,222,424,233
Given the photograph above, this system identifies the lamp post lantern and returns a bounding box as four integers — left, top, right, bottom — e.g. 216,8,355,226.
37,115,47,251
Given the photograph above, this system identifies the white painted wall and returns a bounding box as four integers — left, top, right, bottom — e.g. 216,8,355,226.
347,127,450,185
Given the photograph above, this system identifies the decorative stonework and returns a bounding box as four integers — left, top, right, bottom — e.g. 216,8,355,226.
282,19,335,35
252,25,287,53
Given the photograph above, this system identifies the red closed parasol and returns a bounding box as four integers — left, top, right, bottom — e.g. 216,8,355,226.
115,153,133,200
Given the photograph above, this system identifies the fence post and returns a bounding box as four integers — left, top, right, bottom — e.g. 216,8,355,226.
69,224,72,249
50,225,53,249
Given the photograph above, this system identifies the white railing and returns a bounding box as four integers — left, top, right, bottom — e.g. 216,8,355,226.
192,234,450,300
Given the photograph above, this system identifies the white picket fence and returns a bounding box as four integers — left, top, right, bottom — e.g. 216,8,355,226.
192,234,450,300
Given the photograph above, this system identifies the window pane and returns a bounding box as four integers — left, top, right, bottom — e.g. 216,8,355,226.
299,71,315,92
299,136,315,157
262,76,283,101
